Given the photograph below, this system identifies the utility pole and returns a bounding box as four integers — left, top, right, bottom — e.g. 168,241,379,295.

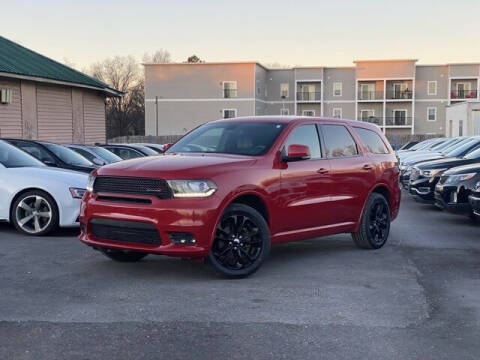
155,96,159,136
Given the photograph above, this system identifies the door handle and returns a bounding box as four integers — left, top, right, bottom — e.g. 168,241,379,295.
317,167,329,174
362,164,373,170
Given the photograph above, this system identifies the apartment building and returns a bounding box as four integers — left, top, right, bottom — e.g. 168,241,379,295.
144,59,480,137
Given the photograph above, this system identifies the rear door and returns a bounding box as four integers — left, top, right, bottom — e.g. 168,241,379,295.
278,123,332,233
319,124,375,225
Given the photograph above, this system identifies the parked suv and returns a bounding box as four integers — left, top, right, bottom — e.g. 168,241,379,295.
79,117,401,278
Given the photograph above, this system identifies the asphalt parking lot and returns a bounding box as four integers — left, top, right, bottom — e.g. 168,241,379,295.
0,191,479,360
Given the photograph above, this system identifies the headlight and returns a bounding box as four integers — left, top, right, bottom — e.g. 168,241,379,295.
86,174,96,193
420,168,446,178
166,179,217,198
70,187,87,199
444,173,476,185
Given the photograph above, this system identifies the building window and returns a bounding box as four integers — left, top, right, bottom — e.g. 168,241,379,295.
333,108,342,118
302,110,315,116
0,88,12,104
281,108,289,116
459,120,464,136
256,80,260,96
222,109,237,118
222,81,237,98
428,81,437,96
280,83,289,99
427,107,437,121
359,83,376,100
360,109,374,120
393,109,407,125
333,82,342,97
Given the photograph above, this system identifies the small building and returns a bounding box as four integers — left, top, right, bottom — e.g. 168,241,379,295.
446,102,480,137
0,35,121,144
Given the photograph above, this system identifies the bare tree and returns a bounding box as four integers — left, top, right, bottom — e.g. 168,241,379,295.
263,62,291,69
87,56,145,138
143,49,172,64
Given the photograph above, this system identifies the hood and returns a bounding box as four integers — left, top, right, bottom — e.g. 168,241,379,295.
404,153,443,165
8,166,88,184
444,163,480,176
98,153,257,178
416,157,476,170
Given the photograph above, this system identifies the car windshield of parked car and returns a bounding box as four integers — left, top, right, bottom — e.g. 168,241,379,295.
443,139,476,157
0,141,45,168
166,122,286,156
88,146,122,163
132,145,159,156
41,142,94,166
463,147,480,160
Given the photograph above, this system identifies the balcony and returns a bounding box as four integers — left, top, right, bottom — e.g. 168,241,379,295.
359,117,413,127
386,90,413,100
357,91,383,101
223,89,238,98
296,91,322,102
385,116,412,127
450,90,478,100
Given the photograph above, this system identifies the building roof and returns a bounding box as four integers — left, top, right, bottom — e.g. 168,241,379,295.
0,35,121,96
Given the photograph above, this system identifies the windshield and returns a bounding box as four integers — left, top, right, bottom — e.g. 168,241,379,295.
463,146,480,160
442,139,471,155
446,140,479,158
0,141,45,168
413,140,435,151
41,143,94,166
434,138,460,151
88,146,122,163
133,145,159,156
167,121,286,156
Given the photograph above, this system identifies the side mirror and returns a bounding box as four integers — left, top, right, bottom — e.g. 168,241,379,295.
284,144,311,162
163,143,173,152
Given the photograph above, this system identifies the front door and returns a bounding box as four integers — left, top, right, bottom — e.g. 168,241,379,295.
278,124,332,233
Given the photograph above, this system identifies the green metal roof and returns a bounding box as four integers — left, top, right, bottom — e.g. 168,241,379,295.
0,35,121,96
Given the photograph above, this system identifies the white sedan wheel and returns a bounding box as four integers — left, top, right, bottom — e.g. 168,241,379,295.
13,192,58,235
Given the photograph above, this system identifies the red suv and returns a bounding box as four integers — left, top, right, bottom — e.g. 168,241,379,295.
79,117,400,278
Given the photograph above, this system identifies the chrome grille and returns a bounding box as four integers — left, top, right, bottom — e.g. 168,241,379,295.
93,176,172,199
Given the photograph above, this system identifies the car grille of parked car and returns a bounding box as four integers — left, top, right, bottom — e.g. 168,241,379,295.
93,176,172,199
90,218,161,245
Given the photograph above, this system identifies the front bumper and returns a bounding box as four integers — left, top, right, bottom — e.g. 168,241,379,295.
468,193,480,216
78,192,223,257
409,177,437,203
434,184,471,214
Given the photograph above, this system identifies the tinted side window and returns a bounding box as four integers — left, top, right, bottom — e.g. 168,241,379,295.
284,124,322,158
354,127,389,154
72,148,96,162
321,125,358,158
12,142,55,163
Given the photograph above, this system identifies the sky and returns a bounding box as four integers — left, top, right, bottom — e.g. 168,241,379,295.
2,0,479,69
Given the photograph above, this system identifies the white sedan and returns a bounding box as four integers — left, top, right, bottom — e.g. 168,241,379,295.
0,140,88,236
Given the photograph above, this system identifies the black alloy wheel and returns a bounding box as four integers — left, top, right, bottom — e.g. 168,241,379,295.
208,203,270,278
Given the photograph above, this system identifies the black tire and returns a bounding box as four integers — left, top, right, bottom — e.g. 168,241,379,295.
11,190,59,236
100,248,148,262
352,193,390,249
208,203,270,278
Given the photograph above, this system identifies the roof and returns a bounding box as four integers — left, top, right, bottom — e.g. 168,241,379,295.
0,36,122,96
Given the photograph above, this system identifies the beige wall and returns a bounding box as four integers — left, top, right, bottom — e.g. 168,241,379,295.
0,78,22,138
355,60,416,79
0,76,106,144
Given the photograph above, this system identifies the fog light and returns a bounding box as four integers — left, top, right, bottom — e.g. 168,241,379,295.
169,232,196,245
